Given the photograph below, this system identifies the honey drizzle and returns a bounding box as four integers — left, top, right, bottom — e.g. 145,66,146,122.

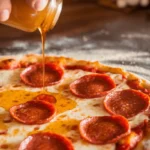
39,28,46,92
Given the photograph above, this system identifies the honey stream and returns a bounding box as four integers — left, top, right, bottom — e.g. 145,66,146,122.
39,28,46,91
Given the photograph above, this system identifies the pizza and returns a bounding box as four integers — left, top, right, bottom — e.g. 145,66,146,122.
0,54,150,150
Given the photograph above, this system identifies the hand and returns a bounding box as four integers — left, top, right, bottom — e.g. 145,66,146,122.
117,0,149,8
0,0,48,22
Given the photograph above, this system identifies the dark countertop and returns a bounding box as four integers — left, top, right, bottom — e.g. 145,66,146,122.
0,0,150,80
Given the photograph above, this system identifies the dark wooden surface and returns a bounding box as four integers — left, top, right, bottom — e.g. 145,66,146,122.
0,0,150,80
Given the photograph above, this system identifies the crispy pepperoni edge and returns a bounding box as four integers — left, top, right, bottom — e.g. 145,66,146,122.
18,132,74,150
79,116,130,144
70,74,116,98
9,100,56,125
20,63,64,87
104,89,150,119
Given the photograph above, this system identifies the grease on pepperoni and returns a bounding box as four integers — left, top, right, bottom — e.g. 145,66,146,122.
79,116,130,144
20,63,63,87
9,101,56,125
18,132,74,150
104,89,149,119
34,94,57,103
70,74,116,98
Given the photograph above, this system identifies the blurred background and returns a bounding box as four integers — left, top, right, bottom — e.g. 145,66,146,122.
0,0,150,80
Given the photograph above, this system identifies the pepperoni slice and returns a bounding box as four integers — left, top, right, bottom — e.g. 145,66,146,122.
34,94,57,103
9,101,56,125
127,80,142,90
104,89,149,118
18,132,74,150
0,130,7,135
0,59,19,70
116,121,146,150
127,80,150,96
79,116,130,144
20,63,63,87
70,74,116,98
116,130,143,150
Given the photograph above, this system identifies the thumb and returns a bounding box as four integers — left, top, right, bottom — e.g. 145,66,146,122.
0,0,11,22
26,0,49,11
